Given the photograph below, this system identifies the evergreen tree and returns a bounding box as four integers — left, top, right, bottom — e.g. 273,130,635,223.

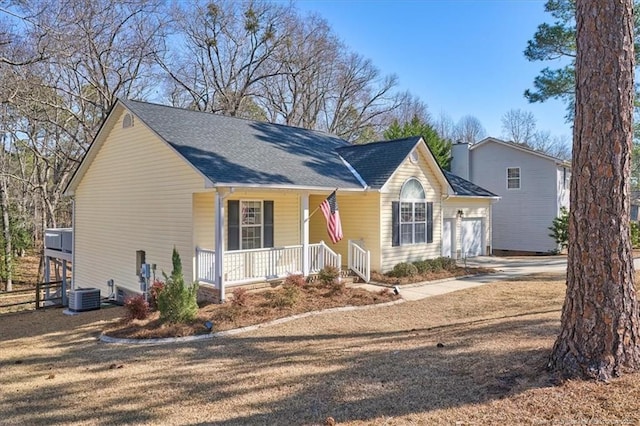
383,116,452,170
157,247,199,324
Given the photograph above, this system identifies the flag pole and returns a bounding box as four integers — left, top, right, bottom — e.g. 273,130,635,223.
306,188,338,222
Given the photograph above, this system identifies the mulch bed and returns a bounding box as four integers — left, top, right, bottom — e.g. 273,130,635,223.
104,282,399,340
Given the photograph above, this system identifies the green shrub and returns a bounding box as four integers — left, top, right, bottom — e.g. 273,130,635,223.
157,248,199,324
438,257,457,271
318,265,340,286
389,262,418,278
412,260,432,274
265,284,299,308
632,222,640,248
549,207,569,249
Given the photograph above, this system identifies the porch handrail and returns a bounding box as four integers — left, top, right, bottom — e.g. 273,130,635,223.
195,247,216,285
309,241,341,274
348,240,371,283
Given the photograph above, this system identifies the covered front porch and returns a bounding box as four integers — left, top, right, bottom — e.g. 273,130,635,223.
192,188,373,301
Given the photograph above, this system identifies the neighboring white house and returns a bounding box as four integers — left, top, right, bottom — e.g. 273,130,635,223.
451,136,570,254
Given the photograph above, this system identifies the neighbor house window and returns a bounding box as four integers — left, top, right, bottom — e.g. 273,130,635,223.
392,178,432,246
227,200,274,251
507,167,521,189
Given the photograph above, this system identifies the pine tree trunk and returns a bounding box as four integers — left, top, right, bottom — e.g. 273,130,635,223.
548,0,640,380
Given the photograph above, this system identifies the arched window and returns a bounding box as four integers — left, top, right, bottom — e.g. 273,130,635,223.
396,178,432,245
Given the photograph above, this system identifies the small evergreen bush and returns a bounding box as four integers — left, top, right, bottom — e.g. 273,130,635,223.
318,265,340,286
632,222,640,248
412,260,432,274
265,284,299,308
439,257,457,271
157,248,199,324
549,207,569,250
389,262,418,278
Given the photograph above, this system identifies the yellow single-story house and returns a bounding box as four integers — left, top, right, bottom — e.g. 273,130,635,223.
65,99,498,301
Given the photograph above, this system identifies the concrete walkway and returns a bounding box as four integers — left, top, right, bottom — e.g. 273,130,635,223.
356,256,569,302
368,255,640,302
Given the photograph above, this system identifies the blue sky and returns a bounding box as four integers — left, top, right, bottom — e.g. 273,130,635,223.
294,0,572,141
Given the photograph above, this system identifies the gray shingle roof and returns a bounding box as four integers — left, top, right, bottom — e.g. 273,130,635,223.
120,99,363,189
119,99,496,198
336,137,422,189
443,171,498,197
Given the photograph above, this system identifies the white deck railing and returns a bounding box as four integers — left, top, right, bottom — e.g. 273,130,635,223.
195,241,342,285
348,240,370,283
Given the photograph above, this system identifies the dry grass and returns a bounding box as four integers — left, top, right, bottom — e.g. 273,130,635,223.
2,272,640,425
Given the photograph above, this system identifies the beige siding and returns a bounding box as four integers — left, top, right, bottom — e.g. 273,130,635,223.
309,192,381,271
193,192,215,249
380,147,445,272
74,107,205,296
224,190,300,248
443,197,493,256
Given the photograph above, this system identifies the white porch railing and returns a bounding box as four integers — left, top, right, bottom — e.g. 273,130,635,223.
348,240,371,283
195,247,216,284
195,241,342,285
224,245,303,284
309,241,341,274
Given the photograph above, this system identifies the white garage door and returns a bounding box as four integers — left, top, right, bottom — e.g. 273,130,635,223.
461,218,483,257
442,219,454,257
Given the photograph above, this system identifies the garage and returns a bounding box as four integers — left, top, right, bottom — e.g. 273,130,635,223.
461,218,483,257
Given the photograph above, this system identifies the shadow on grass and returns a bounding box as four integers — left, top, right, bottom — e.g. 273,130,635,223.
0,304,561,425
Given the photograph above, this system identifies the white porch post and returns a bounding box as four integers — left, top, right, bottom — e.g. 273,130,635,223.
215,191,226,302
301,193,310,276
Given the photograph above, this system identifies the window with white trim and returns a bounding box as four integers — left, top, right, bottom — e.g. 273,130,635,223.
240,201,262,249
507,167,521,189
400,178,427,244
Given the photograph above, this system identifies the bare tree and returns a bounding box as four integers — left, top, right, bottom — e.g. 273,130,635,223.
501,109,537,143
548,0,640,380
433,111,456,142
530,131,571,160
0,0,166,248
161,0,293,117
454,115,486,144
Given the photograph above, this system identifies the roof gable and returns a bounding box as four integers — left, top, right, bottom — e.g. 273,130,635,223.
472,137,571,167
117,99,363,189
336,137,423,189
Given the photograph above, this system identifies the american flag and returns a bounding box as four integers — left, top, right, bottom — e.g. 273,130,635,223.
320,190,343,244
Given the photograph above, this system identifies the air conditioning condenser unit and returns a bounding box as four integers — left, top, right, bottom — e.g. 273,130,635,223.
69,288,101,312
